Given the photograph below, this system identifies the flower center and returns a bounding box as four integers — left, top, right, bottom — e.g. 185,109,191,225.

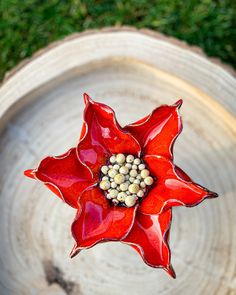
99,153,154,207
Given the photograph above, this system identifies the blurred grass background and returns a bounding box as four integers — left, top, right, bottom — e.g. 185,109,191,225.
0,0,235,81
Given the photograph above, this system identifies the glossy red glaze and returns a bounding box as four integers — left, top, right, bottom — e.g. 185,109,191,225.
122,210,175,277
25,94,218,277
71,186,137,249
139,155,218,215
24,148,94,208
124,100,182,159
77,94,141,179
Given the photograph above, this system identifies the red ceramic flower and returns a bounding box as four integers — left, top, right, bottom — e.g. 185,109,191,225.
24,93,218,278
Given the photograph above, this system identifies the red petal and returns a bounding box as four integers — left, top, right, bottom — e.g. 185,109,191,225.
77,94,141,179
124,100,182,159
71,186,137,251
139,155,218,215
174,165,192,182
24,148,94,208
122,210,175,277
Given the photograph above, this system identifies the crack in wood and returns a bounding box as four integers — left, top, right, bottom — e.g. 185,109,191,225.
43,260,80,295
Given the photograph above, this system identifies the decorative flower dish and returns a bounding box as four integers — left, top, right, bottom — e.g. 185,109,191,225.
25,93,218,278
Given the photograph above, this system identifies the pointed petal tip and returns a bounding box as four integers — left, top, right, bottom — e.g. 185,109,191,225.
24,169,35,179
174,99,183,108
70,245,81,258
167,264,176,279
83,93,93,105
208,191,219,199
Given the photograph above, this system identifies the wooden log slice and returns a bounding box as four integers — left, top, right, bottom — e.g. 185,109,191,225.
0,27,235,295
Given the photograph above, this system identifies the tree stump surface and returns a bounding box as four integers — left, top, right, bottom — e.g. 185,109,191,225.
0,27,235,295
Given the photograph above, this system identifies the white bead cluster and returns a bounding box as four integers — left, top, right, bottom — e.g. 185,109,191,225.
99,153,154,207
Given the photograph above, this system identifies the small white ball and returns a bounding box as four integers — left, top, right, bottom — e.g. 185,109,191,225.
117,192,127,202
125,163,132,169
110,155,116,163
114,173,125,184
136,174,141,180
144,176,154,186
125,175,130,180
125,195,137,207
130,169,138,177
101,165,109,174
106,194,112,199
109,165,113,169
102,176,109,181
111,182,117,188
138,164,145,170
112,199,119,205
137,190,144,198
141,169,150,178
120,182,129,192
119,166,129,175
140,181,146,188
109,189,118,198
132,164,137,170
134,158,141,165
129,177,135,183
108,169,118,178
99,180,110,190
126,155,134,163
116,153,126,164
134,179,140,184
128,183,140,194
113,164,120,170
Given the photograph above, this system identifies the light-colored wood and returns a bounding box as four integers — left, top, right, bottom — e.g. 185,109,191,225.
0,28,235,295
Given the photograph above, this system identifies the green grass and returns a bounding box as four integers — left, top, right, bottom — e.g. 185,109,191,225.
0,0,236,81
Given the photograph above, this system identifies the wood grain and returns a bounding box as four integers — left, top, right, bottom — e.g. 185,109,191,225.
0,28,235,295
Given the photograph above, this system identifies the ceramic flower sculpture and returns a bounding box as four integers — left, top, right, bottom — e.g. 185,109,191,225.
24,93,218,278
